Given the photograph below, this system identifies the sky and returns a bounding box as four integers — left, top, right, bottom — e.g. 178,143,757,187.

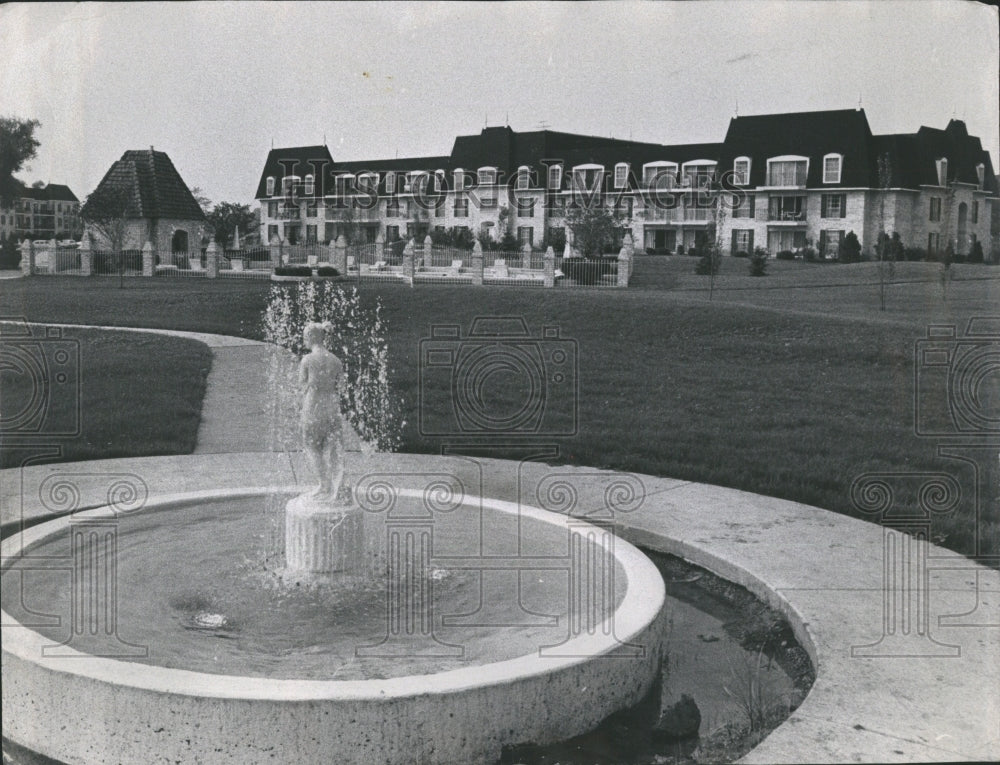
1,0,997,207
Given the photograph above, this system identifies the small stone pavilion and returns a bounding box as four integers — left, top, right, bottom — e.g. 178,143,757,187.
81,148,205,255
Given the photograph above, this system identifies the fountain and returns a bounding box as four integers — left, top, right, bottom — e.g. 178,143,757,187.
0,322,667,764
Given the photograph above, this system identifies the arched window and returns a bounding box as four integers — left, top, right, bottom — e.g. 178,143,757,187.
822,154,843,184
266,176,275,196
936,158,948,187
642,161,677,189
304,174,315,196
547,164,563,190
614,163,629,189
976,163,985,190
766,156,808,187
171,229,189,253
733,157,751,185
516,166,532,190
477,166,497,186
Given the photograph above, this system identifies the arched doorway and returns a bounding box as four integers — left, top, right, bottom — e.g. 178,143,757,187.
171,229,189,253
956,202,968,255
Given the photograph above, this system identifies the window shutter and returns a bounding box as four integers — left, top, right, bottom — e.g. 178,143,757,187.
748,230,754,252
839,194,846,219
731,230,738,254
819,230,827,255
749,195,755,218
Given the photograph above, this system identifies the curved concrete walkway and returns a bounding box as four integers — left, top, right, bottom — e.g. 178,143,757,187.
2,326,998,763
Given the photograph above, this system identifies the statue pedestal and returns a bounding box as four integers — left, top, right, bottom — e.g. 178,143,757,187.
285,495,365,574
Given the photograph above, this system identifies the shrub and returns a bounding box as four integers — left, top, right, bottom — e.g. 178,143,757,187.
748,249,768,277
561,257,617,285
904,246,927,262
316,266,340,277
732,250,749,259
801,247,818,262
838,231,862,263
274,265,313,277
0,234,19,269
694,249,720,276
776,250,795,261
677,246,686,256
94,250,143,274
967,241,985,264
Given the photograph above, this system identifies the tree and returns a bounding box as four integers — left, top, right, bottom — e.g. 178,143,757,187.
566,203,621,257
839,231,862,263
206,202,257,248
189,187,213,217
0,116,41,204
80,184,133,288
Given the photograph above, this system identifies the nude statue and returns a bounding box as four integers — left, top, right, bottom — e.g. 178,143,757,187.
299,322,347,501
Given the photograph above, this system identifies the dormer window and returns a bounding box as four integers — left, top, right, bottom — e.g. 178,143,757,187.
384,171,396,194
733,157,751,186
478,167,497,186
357,173,379,194
266,176,275,196
682,161,716,188
614,163,629,189
516,166,531,190
766,156,808,187
453,168,467,191
435,169,446,192
572,164,605,192
404,171,427,194
976,163,985,190
936,158,948,187
305,174,315,196
335,174,356,196
547,164,563,190
643,162,678,189
823,154,842,184
282,176,300,196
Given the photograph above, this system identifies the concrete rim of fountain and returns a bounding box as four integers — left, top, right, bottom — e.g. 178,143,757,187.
2,486,666,764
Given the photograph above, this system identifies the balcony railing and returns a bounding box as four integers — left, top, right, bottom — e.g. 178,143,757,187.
767,209,806,222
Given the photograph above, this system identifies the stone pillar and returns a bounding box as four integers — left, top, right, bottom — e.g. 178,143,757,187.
333,234,348,274
19,240,34,276
617,246,631,287
205,239,219,278
522,242,533,270
79,239,92,276
471,239,484,285
269,236,283,269
141,241,154,277
623,231,635,259
375,231,386,263
402,237,415,279
563,240,574,260
422,234,433,270
544,246,555,288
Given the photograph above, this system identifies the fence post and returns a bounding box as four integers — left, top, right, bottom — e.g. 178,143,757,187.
422,234,433,271
142,241,154,277
544,246,555,288
471,239,484,285
20,240,34,276
522,243,533,270
205,239,219,278
402,237,415,280
270,236,283,270
333,235,348,274
79,239,92,276
617,245,631,287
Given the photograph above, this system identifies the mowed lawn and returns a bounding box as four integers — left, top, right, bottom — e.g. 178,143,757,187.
1,260,996,560
0,326,211,469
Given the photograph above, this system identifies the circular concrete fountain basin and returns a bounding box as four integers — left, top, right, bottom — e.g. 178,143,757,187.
1,487,665,765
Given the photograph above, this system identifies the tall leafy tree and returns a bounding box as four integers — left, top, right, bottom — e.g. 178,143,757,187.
206,202,257,247
566,203,621,257
1,116,41,203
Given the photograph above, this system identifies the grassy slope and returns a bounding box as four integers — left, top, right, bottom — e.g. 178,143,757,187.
0,262,996,558
1,327,211,468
